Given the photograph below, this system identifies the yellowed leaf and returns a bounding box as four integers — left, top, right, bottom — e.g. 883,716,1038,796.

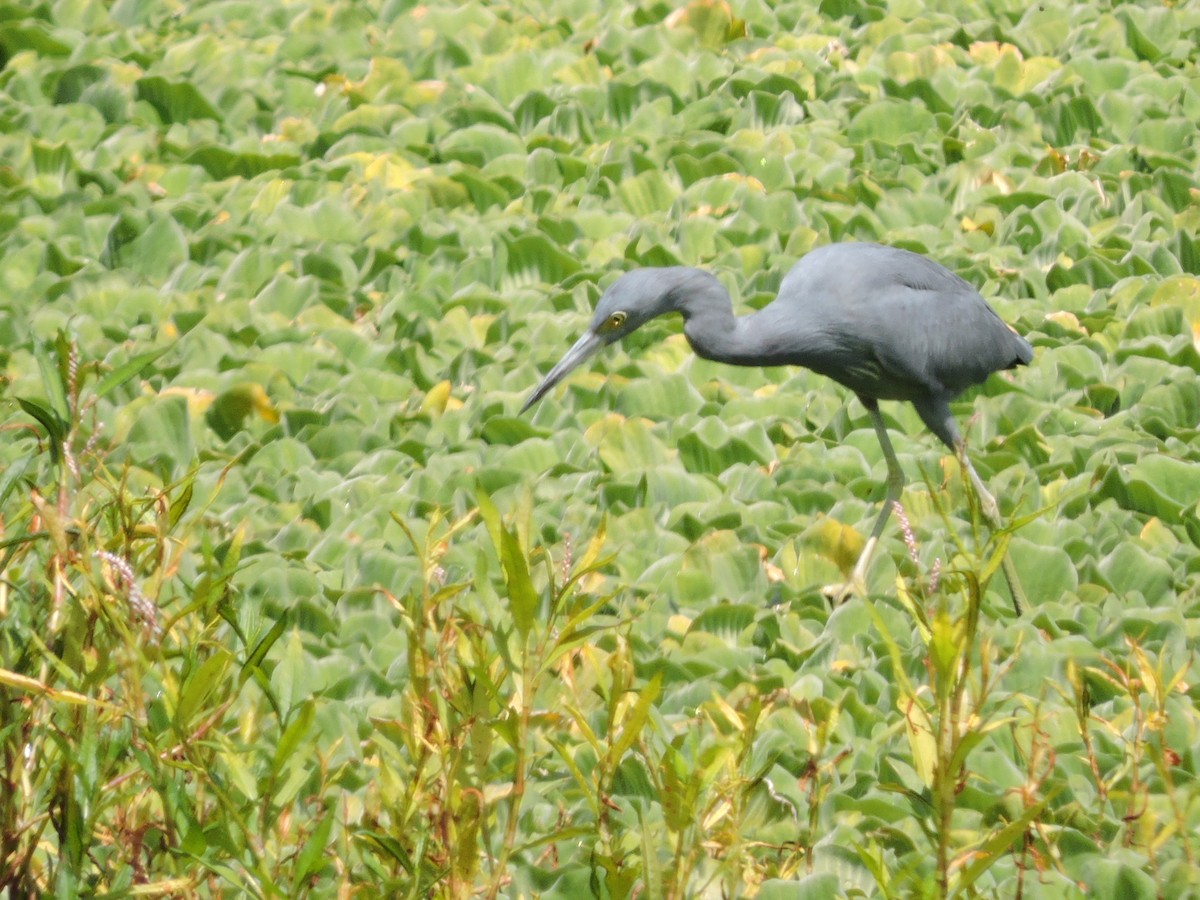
960,215,994,235
809,518,865,576
1044,310,1086,333
160,385,215,416
422,380,452,416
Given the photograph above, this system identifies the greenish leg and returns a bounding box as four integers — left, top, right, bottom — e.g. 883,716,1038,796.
824,404,903,603
961,451,1026,616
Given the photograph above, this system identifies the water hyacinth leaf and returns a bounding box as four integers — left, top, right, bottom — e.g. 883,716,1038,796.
1098,543,1174,602
585,414,674,472
1136,381,1200,434
1008,539,1078,602
450,168,512,210
440,124,524,164
135,75,220,122
186,146,302,179
616,373,704,418
0,19,73,57
134,216,189,278
671,151,738,186
1106,454,1200,519
481,417,540,446
52,63,107,104
644,467,722,506
807,518,865,576
688,602,756,643
499,233,581,287
206,384,279,440
1117,6,1179,63
1077,859,1158,900
667,0,747,47
848,100,936,144
1151,276,1200,343
101,211,144,267
219,247,282,297
677,417,773,474
30,141,76,182
617,170,677,217
514,90,556,130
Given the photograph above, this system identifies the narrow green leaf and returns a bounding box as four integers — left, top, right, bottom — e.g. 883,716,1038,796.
354,830,414,873
500,525,537,638
540,608,616,675
948,717,1014,776
468,671,493,775
169,470,196,530
35,336,70,421
563,702,603,757
240,612,288,684
979,530,1012,588
851,841,895,897
928,608,960,691
16,397,67,463
955,792,1058,892
476,486,503,559
575,515,608,572
293,808,335,885
273,699,316,775
556,554,617,602
94,346,171,399
174,651,231,731
609,671,662,765
0,455,30,508
639,803,664,900
548,737,601,818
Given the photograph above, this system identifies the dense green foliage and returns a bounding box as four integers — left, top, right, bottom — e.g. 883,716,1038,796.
2,0,1199,896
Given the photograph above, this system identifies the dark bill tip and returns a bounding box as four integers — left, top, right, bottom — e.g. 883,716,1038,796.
520,330,603,414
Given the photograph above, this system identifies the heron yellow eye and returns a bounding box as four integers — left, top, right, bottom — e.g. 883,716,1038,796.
608,311,627,330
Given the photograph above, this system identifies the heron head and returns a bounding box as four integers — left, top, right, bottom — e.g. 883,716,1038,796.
521,270,677,413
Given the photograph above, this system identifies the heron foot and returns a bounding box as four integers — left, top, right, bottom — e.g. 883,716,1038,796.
978,492,1000,527
821,577,866,606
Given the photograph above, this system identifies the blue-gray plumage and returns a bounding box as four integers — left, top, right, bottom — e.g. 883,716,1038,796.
522,242,1032,613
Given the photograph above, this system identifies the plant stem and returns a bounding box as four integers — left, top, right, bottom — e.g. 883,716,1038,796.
485,656,531,900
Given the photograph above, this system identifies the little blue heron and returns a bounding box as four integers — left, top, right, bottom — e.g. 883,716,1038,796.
522,242,1032,613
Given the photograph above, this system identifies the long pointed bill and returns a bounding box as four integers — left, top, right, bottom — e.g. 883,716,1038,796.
521,330,604,412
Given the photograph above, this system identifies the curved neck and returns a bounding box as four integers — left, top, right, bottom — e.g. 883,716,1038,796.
659,269,775,366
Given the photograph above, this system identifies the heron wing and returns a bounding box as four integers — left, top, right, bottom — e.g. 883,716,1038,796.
770,243,1030,401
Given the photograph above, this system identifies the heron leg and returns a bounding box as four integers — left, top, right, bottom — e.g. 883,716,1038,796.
914,397,1027,616
961,453,1001,526
824,402,904,603
958,447,1026,616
